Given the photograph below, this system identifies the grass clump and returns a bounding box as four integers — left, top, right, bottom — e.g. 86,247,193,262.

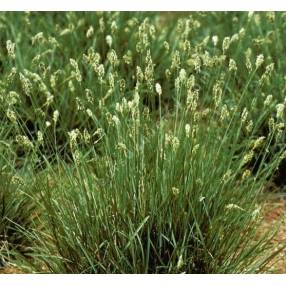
0,171,36,268
0,12,286,273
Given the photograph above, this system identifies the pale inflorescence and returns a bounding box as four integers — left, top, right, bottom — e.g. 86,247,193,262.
1,12,286,274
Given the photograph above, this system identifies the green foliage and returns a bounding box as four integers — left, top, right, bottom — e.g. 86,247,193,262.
0,12,286,273
0,171,35,265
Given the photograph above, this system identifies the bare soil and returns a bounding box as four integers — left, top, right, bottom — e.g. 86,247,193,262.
0,266,25,274
261,194,286,273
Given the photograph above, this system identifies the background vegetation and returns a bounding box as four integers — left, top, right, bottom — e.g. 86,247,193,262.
0,12,286,273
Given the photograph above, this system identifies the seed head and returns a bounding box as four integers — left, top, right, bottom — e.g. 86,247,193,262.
242,169,252,180
220,104,230,121
99,17,105,33
179,69,187,82
111,21,118,34
68,129,80,149
6,109,17,123
11,175,24,186
239,28,245,38
187,89,199,111
212,35,218,46
7,67,17,83
229,59,237,72
46,93,54,106
192,144,200,155
252,136,265,150
107,49,118,67
112,115,120,126
213,82,222,107
53,110,59,124
83,129,91,144
225,204,244,211
86,108,93,118
16,135,34,150
6,40,16,59
255,54,264,69
185,124,191,138
32,32,44,45
172,187,180,196
86,26,94,38
230,33,239,43
264,94,273,106
106,35,113,47
246,120,253,134
276,103,285,120
19,73,32,96
241,108,248,123
222,37,231,53
117,142,127,156
72,149,81,165
222,169,232,183
165,134,180,151
37,131,44,145
163,41,169,52
70,58,82,82
155,83,162,96
171,50,180,70
242,150,254,165
97,64,105,79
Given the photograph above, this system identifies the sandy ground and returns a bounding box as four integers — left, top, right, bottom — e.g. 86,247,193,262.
261,194,286,273
0,266,25,274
